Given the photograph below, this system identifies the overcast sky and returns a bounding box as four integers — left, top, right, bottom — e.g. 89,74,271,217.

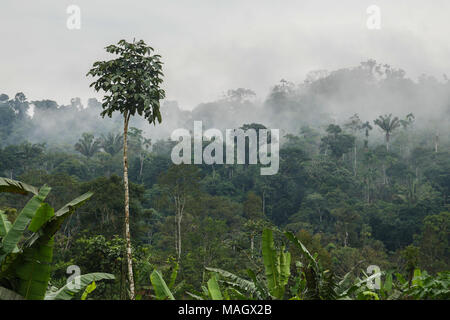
1,0,449,110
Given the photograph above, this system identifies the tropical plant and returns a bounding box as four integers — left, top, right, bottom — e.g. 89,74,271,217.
87,39,165,299
74,133,101,158
0,177,93,300
45,272,115,300
373,114,402,152
101,132,123,156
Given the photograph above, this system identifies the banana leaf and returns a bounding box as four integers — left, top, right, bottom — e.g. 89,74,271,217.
0,211,12,237
150,270,175,300
0,177,39,196
207,275,223,300
0,186,51,262
45,273,115,300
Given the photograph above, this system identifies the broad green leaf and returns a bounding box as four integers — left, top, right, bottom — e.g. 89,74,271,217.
45,273,115,300
168,262,179,289
150,270,174,300
207,275,223,300
262,229,279,297
15,237,54,300
55,191,94,217
0,211,12,237
81,281,97,300
28,203,54,233
26,192,94,248
384,273,393,293
285,231,318,270
205,267,260,298
0,186,51,261
0,177,39,196
279,247,291,289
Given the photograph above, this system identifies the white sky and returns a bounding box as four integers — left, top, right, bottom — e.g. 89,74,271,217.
1,0,449,110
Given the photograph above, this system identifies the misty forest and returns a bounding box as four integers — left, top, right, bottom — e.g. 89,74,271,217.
0,40,449,300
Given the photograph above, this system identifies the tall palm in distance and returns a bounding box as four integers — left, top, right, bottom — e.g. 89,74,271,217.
101,132,123,156
373,114,401,152
74,133,101,158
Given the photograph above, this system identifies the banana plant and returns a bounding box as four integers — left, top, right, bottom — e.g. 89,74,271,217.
262,229,291,299
0,177,93,300
198,229,290,300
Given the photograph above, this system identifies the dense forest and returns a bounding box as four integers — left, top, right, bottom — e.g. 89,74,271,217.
0,53,449,300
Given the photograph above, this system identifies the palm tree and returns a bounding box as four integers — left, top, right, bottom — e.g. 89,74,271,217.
373,114,401,152
74,133,101,158
101,132,123,156
87,39,165,299
361,121,373,150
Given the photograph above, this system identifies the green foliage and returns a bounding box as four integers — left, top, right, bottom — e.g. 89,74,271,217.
87,39,165,123
262,229,291,299
0,178,93,300
150,270,175,300
45,272,115,300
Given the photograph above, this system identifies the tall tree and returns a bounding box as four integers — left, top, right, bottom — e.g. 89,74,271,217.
75,133,101,158
373,114,401,152
159,165,200,261
361,121,373,150
87,39,165,299
101,132,123,156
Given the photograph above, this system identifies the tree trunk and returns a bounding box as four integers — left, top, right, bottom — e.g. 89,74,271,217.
262,190,265,216
434,132,439,153
123,112,135,300
174,212,178,257
386,133,390,152
177,214,182,261
139,154,144,182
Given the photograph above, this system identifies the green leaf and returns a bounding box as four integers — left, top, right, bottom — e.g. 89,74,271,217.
207,275,223,300
384,272,393,293
55,191,94,217
279,247,291,289
81,281,97,300
28,203,54,233
26,192,94,248
0,186,51,261
262,229,279,297
168,262,179,289
150,270,174,300
0,177,39,196
15,237,54,300
45,273,115,300
0,211,12,237
205,267,259,299
285,231,318,270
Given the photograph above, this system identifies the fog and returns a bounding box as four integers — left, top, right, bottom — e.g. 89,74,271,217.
1,1,449,148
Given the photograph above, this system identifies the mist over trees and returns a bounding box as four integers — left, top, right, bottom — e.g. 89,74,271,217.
1,60,449,152
1,59,449,300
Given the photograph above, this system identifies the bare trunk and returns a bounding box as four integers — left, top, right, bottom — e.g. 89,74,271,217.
123,112,135,300
250,235,254,258
386,133,390,152
177,215,182,260
262,190,265,216
139,155,144,182
353,144,357,176
174,213,178,257
434,132,439,153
